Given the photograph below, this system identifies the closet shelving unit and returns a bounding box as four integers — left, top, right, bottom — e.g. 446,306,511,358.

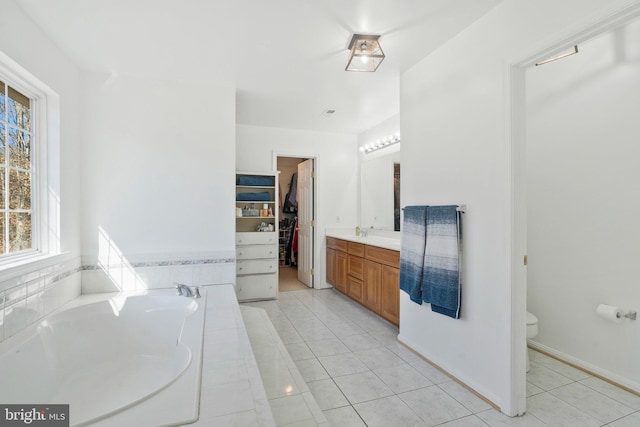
279,227,291,266
235,171,279,301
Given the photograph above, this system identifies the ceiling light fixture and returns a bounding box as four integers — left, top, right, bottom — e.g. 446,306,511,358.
346,34,385,72
535,45,579,66
359,134,400,154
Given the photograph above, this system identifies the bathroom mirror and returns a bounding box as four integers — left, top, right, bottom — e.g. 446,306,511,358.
360,150,401,231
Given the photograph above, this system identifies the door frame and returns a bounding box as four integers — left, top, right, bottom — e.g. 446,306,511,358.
507,2,640,416
273,151,319,288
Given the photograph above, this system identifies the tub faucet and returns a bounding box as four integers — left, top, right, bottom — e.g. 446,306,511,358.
175,283,201,298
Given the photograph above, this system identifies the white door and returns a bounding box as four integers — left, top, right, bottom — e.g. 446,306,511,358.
297,159,314,287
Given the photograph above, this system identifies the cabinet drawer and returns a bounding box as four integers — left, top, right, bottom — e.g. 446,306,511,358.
348,255,364,280
237,259,278,275
347,276,363,303
237,245,277,260
236,274,277,301
327,237,348,252
236,232,277,245
365,245,400,268
348,242,365,257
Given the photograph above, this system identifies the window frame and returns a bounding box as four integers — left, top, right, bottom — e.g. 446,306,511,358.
1,79,38,260
0,51,60,270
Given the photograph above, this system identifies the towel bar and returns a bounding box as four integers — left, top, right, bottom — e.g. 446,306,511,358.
401,204,466,213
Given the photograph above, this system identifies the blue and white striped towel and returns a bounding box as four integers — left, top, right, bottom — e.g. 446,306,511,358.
422,205,462,319
399,206,428,304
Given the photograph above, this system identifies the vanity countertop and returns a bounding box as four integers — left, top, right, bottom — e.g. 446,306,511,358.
326,232,401,252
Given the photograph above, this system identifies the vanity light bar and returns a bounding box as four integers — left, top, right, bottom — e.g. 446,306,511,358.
535,45,579,66
359,134,400,154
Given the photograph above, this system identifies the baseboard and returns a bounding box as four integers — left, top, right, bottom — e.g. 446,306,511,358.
397,335,501,412
528,340,640,395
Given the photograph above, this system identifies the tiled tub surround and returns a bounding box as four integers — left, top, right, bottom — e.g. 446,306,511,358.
0,284,276,426
80,253,236,294
0,290,206,426
188,284,275,427
0,256,82,343
241,305,327,426
0,253,236,343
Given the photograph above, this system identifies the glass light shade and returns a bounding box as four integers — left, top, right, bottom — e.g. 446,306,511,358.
345,34,385,72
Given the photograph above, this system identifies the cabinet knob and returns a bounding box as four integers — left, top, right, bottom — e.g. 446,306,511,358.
238,252,243,256
239,267,243,271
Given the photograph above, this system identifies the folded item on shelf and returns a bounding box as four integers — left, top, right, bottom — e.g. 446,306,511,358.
236,192,271,201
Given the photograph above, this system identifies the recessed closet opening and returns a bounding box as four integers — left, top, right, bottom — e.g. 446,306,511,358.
276,156,315,292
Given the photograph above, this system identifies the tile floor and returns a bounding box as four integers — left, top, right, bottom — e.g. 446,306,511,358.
243,288,640,426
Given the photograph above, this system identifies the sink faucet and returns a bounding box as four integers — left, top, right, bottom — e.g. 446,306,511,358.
175,283,201,298
360,228,368,237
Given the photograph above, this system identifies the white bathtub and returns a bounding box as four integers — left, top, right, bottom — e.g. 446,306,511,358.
0,290,206,426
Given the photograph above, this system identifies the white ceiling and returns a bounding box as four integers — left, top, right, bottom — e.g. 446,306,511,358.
17,0,501,134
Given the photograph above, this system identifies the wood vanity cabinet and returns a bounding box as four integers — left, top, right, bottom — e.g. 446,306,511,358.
326,238,347,293
363,260,382,313
366,245,400,325
346,242,365,303
326,236,400,326
335,252,348,293
326,247,336,284
380,264,400,325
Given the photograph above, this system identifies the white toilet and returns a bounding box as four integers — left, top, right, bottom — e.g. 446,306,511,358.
526,311,539,372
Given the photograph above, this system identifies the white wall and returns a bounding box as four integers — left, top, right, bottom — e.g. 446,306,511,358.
236,124,358,289
80,72,236,263
399,0,639,413
526,17,640,390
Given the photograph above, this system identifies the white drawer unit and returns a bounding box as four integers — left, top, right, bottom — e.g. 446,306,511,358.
235,170,279,302
236,258,278,275
236,275,278,301
237,245,277,260
236,232,277,245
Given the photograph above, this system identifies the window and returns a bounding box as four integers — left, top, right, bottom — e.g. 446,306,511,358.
0,50,61,268
0,81,33,255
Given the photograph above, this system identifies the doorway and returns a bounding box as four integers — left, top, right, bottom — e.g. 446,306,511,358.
509,4,640,416
276,155,315,292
